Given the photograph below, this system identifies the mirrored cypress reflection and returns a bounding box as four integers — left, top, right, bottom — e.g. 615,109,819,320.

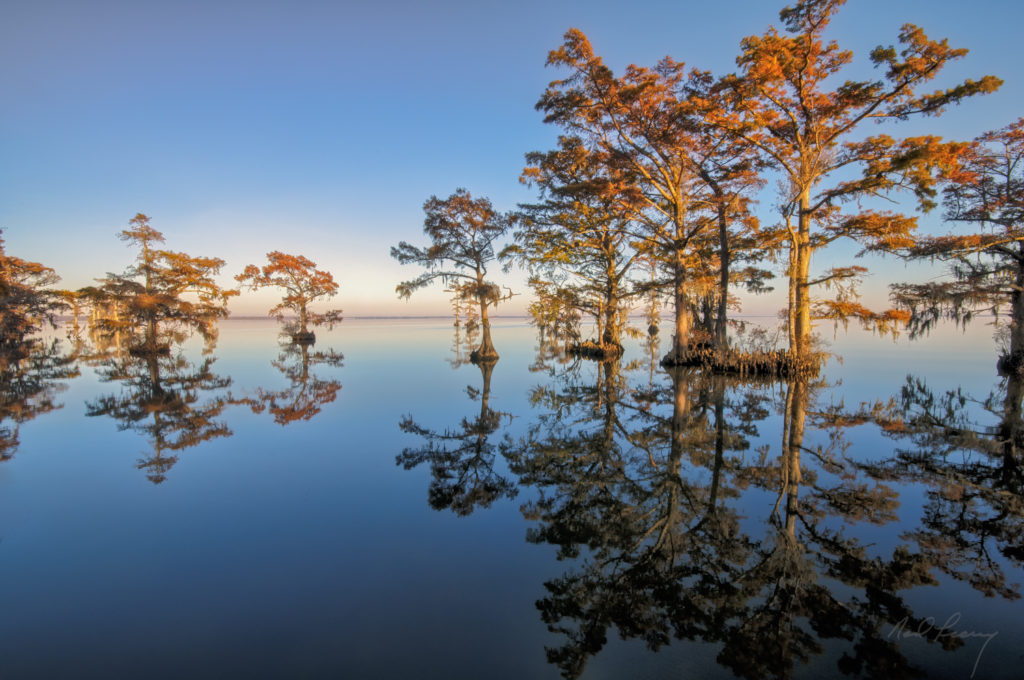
0,337,79,460
86,351,233,484
502,357,985,679
447,315,480,369
240,339,343,426
860,367,1024,602
68,292,134,366
527,323,577,376
397,355,516,516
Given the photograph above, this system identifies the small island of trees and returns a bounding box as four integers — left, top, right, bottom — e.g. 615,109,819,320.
236,251,343,344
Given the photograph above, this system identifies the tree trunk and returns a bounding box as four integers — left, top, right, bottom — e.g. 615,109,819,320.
792,189,813,359
787,236,797,353
715,201,730,352
1002,253,1024,375
293,302,315,344
146,314,158,352
472,295,498,362
663,259,690,364
602,302,618,347
603,266,621,349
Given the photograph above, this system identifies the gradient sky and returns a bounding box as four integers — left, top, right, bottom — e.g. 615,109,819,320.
2,0,1021,317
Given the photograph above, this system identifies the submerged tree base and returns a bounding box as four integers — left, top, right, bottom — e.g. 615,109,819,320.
291,331,316,345
661,346,822,378
569,341,624,360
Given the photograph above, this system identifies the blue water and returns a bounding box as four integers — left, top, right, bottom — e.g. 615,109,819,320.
0,318,1018,679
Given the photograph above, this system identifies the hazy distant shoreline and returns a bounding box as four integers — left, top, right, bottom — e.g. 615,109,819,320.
53,313,795,321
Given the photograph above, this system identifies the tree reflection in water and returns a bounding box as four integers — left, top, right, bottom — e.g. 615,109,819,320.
242,340,343,426
862,369,1024,602
504,359,986,679
392,330,1024,678
86,352,232,484
398,357,515,515
0,338,78,460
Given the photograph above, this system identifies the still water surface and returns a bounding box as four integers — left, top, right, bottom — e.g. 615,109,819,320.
0,318,1018,679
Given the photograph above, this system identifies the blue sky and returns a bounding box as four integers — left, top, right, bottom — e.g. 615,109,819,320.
2,0,1021,317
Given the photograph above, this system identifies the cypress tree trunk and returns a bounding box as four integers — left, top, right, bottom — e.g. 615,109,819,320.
792,189,813,359
602,301,619,348
293,302,315,344
787,237,797,354
146,315,158,352
715,201,730,352
472,296,498,362
602,264,621,350
663,259,690,365
1003,251,1024,374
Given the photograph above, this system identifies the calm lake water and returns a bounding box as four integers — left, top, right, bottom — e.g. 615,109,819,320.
0,318,1019,679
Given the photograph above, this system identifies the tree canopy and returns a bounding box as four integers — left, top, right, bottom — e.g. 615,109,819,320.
96,214,236,354
236,251,342,343
717,0,1000,356
0,231,62,360
392,188,514,361
891,118,1024,371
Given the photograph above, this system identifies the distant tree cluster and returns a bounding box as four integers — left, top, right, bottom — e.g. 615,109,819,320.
0,215,347,476
1,213,344,359
393,0,1010,371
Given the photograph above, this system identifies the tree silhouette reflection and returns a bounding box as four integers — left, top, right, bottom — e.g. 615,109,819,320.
0,338,78,460
863,370,1024,601
397,358,515,515
242,341,343,425
508,363,965,679
86,352,232,484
